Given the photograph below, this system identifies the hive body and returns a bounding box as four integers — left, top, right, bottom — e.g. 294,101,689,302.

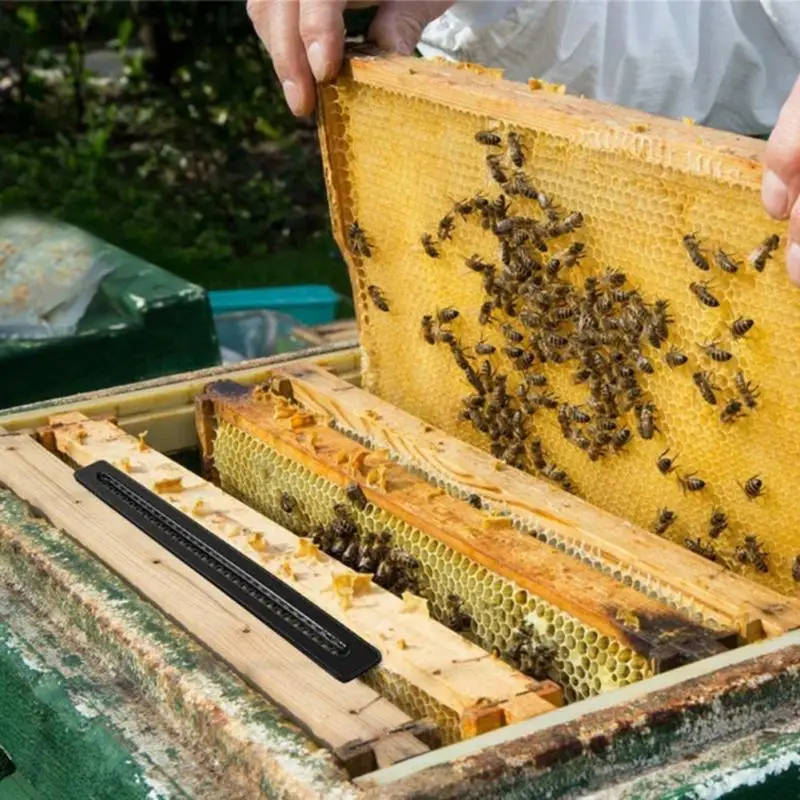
318,54,797,593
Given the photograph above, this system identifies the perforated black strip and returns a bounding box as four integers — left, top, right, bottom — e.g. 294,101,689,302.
75,460,381,682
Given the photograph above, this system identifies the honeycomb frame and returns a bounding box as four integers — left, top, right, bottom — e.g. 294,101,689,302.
317,50,798,595
197,380,740,705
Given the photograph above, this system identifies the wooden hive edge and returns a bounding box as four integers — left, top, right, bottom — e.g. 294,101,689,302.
0,431,429,777
272,362,800,642
199,380,737,670
39,413,562,742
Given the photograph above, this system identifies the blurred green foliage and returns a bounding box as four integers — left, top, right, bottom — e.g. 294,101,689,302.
0,1,351,300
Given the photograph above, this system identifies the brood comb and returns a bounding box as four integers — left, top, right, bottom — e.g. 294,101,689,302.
317,50,799,595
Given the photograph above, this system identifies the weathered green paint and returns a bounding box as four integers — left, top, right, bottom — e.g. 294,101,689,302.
0,488,356,799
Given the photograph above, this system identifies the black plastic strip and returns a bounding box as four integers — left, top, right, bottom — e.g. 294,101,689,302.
75,461,381,682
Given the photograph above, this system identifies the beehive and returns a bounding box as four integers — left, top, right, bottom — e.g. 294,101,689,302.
317,52,798,594
195,379,743,708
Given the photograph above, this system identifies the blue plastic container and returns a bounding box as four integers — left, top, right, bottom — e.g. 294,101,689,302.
208,285,342,326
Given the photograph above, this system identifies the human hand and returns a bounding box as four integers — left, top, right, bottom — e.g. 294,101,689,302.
247,0,454,117
761,74,800,285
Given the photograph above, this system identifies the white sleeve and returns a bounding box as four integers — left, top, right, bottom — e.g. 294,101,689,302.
419,0,800,135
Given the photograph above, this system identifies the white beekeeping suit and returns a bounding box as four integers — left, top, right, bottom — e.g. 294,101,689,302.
418,0,800,135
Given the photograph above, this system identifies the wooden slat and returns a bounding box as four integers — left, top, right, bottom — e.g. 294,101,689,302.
40,416,561,739
0,433,429,775
200,383,737,670
277,362,800,641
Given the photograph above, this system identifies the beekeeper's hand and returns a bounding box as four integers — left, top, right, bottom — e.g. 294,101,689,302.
762,74,800,285
248,0,453,117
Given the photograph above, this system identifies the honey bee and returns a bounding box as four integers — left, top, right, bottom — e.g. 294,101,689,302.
653,508,677,535
346,482,368,510
698,340,733,362
656,448,677,475
475,130,502,146
507,131,525,167
735,535,769,572
465,254,493,273
367,284,390,312
501,323,524,343
664,347,688,368
438,214,456,241
689,280,720,308
280,492,297,514
466,494,482,510
634,352,655,374
708,508,728,539
685,537,718,563
515,352,536,370
600,267,627,289
347,221,373,258
453,196,477,219
749,234,780,273
547,211,584,237
730,317,755,339
734,371,760,409
714,249,741,274
421,315,436,345
740,474,764,501
692,371,719,405
486,154,508,184
479,301,495,326
682,233,709,270
504,170,537,198
420,233,440,258
443,594,472,632
612,427,632,450
525,373,548,388
342,537,361,567
553,242,585,269
475,340,496,355
503,345,524,359
438,307,460,323
678,471,706,493
636,403,658,440
792,556,800,582
530,438,547,470
720,398,745,424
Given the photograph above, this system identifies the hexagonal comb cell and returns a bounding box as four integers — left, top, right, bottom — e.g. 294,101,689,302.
316,52,798,595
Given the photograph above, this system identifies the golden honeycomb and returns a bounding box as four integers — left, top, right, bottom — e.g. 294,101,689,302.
212,420,653,703
318,56,797,594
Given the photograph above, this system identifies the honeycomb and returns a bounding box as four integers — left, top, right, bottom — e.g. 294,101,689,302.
318,54,798,594
211,416,663,704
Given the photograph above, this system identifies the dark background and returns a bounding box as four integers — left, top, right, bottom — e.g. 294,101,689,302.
0,1,378,299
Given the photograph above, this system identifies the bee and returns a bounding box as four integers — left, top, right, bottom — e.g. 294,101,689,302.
685,537,718,563
636,403,658,440
653,508,677,535
714,249,741,274
452,196,477,219
612,427,632,450
503,345,524,359
708,508,728,539
599,267,627,289
463,393,486,409
465,254,493,273
720,398,745,424
698,340,733,362
561,403,592,424
346,482,368,510
342,538,361,567
438,214,456,241
530,438,547,470
420,233,440,258
656,448,677,475
421,315,436,345
504,170,537,198
689,280,720,308
678,471,706,493
475,130,502,146
465,493,483,510
507,131,525,167
479,301,495,326
749,234,780,273
634,352,655,374
550,242,585,269
347,221,373,258
731,317,755,339
542,332,569,349
280,492,297,514
501,323,524,343
475,340,496,355
734,371,760,409
525,373,548,387
793,556,800,583
486,154,508,184
735,535,769,573
740,474,764,501
367,284,390,312
682,233,709,270
692,371,719,405
438,306,460,323
443,594,472,632
515,352,536,370
664,346,688,368
548,211,584,237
